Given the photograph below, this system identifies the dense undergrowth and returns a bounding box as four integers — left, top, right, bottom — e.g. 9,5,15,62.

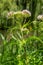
0,0,43,65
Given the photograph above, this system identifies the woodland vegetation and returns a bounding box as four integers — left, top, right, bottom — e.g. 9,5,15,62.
0,0,43,65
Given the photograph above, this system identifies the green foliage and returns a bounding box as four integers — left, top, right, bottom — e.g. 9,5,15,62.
0,0,43,65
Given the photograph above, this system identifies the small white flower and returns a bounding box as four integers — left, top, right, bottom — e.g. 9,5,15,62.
22,10,31,16
7,11,15,18
37,14,43,20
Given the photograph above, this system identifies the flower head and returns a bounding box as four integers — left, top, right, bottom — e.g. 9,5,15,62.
22,10,31,16
7,11,15,18
37,14,43,21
